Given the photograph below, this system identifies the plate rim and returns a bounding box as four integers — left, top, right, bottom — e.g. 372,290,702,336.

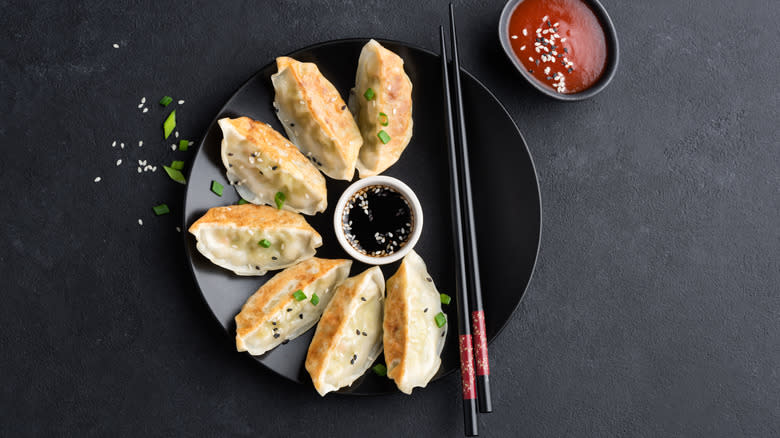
181,37,543,391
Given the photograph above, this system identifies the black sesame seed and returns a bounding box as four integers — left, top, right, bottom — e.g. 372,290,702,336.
272,166,278,171
547,20,552,26
341,105,346,110
424,308,428,313
271,256,278,260
528,69,533,73
287,308,292,312
274,107,279,112
362,332,367,336
228,164,232,167
258,170,263,175
272,321,277,325
273,327,278,331
289,123,295,127
273,333,280,338
361,297,366,301
356,329,361,335
281,340,289,344
227,153,233,156
299,314,303,319
426,277,432,282
568,68,573,73
563,48,568,53
255,266,261,270
535,59,540,65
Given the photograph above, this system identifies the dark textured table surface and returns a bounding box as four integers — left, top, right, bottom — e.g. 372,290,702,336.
2,1,778,436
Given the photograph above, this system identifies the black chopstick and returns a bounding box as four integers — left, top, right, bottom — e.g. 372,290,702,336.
440,25,479,438
449,3,493,414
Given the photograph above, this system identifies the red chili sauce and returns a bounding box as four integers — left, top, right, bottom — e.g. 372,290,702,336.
508,0,607,94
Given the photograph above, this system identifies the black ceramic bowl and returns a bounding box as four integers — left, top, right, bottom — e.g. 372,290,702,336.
498,0,619,101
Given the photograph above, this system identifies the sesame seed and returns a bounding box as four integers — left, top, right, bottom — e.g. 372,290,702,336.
178,100,185,104
542,15,548,21
138,219,143,226
116,159,122,166
362,332,367,336
287,308,292,312
137,103,144,109
141,97,146,104
511,35,518,39
112,141,116,147
424,308,428,313
176,227,181,232
356,329,361,335
273,333,280,339
271,256,277,260
137,167,142,173
93,176,101,182
174,131,179,138
528,57,534,62
299,314,303,319
113,43,119,49
120,142,124,149
171,144,176,151
361,297,366,301
138,140,143,147
522,28,528,36
142,108,148,113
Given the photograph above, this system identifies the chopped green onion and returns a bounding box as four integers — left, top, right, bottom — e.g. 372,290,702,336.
171,160,185,170
378,112,389,126
363,87,375,100
163,165,186,184
210,180,223,196
310,293,320,306
237,199,249,205
372,364,387,376
152,204,170,216
293,290,306,301
377,130,391,144
178,139,189,151
440,293,451,305
274,191,285,210
258,239,271,248
159,96,173,106
163,110,176,139
434,312,447,328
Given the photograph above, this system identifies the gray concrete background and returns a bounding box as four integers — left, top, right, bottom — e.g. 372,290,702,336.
1,0,778,436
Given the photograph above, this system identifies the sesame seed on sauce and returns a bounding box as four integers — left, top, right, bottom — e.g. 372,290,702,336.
342,185,414,258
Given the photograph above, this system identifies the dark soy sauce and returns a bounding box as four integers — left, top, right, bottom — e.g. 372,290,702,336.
342,185,414,257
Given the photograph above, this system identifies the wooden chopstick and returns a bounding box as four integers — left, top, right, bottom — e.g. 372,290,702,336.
440,25,479,438
449,3,493,414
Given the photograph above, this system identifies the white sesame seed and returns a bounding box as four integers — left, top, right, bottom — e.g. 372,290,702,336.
542,15,549,22
113,43,119,49
138,140,143,147
138,160,145,165
176,226,181,232
151,166,157,172
137,103,143,109
137,167,142,173
522,28,528,36
178,100,184,105
561,37,567,42
553,22,559,27
120,142,124,149
138,219,143,226
171,144,176,151
112,141,116,147
142,107,148,113
511,35,518,40
141,97,146,104
94,177,101,182
528,57,534,62
535,47,541,53
116,159,122,166
536,28,542,34
544,67,551,75
174,131,179,138
520,45,526,51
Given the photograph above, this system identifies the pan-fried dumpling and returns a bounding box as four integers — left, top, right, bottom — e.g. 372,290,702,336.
218,116,327,215
235,258,352,356
349,39,413,178
272,57,363,181
305,266,385,396
188,204,322,276
383,250,447,394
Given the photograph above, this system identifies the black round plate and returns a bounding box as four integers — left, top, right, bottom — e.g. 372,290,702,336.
183,39,541,395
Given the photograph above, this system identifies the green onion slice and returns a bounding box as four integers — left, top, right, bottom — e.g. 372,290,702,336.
310,293,320,306
163,110,176,139
293,290,306,301
163,165,186,184
274,191,285,210
440,293,451,305
258,239,271,248
377,130,391,144
237,199,249,205
171,160,185,170
434,312,447,328
372,364,387,376
152,204,170,216
178,139,189,151
378,112,389,126
159,96,173,106
210,180,223,196
363,87,375,101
